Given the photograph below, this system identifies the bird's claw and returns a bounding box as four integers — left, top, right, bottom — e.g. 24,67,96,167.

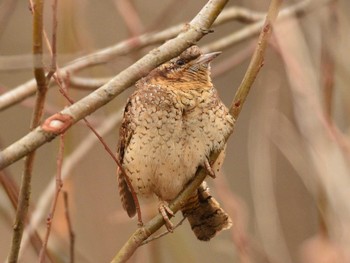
158,202,174,232
204,158,216,178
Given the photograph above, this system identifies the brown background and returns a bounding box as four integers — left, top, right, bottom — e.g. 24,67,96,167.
1,0,349,262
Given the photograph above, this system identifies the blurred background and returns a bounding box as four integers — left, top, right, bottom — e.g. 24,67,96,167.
1,0,350,262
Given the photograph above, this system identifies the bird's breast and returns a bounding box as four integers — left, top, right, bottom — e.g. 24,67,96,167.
123,85,233,201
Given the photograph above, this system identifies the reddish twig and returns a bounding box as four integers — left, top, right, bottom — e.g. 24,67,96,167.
146,0,188,32
140,216,187,245
213,173,251,263
211,41,256,78
46,0,58,81
115,0,144,36
63,192,75,263
8,0,50,261
0,170,54,262
38,133,65,263
53,75,143,225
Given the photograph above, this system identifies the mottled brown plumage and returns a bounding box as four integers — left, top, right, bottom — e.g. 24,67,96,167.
116,46,234,241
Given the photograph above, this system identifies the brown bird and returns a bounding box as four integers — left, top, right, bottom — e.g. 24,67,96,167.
116,45,234,241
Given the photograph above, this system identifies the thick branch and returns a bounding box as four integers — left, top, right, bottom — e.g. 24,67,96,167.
0,0,228,170
111,0,282,262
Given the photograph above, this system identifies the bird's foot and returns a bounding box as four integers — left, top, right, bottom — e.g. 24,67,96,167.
204,158,216,178
158,202,174,232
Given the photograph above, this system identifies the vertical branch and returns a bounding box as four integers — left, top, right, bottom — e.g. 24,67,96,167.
0,169,53,262
46,0,58,81
7,0,49,262
63,192,75,263
230,0,282,120
38,133,65,263
111,0,282,262
318,1,338,239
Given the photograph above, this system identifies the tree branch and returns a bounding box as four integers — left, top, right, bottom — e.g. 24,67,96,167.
0,0,228,171
7,0,49,262
110,0,282,262
0,0,326,111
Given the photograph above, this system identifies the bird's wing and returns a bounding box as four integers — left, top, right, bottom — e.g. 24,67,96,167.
116,98,136,218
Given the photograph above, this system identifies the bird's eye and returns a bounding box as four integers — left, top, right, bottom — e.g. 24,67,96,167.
176,59,185,66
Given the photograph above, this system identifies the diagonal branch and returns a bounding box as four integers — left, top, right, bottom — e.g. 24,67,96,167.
110,0,282,262
0,0,228,171
0,0,328,111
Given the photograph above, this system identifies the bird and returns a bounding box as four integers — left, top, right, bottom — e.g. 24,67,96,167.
116,45,234,241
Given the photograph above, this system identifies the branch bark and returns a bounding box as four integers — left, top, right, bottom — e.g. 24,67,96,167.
0,0,328,111
0,0,228,171
7,0,50,262
110,0,282,262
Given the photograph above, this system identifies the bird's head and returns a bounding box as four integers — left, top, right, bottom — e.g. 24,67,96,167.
145,46,220,89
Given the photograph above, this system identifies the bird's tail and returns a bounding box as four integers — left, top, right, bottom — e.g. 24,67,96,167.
181,182,232,241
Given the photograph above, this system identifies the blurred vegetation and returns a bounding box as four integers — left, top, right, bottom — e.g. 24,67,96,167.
0,0,350,262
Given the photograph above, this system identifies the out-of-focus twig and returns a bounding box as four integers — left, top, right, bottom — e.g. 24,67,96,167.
211,41,256,78
230,0,280,119
0,0,328,111
115,0,144,36
146,0,188,32
213,172,251,263
274,8,350,259
63,192,75,263
38,132,64,263
68,76,111,90
0,169,54,262
8,0,50,262
0,0,232,170
0,0,18,40
21,109,122,253
46,0,58,81
110,0,282,262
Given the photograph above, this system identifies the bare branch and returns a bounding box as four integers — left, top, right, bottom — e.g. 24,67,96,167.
110,0,282,262
0,0,228,171
63,192,75,263
114,0,144,36
38,133,64,263
20,109,122,254
8,0,50,261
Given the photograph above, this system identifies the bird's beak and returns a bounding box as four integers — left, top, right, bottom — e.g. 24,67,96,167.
195,51,222,64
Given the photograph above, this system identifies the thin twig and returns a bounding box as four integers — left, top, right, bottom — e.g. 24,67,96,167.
0,169,53,261
21,109,122,252
0,0,326,111
115,0,144,36
146,0,188,32
46,0,58,81
110,0,282,262
0,0,229,170
211,41,256,77
63,191,75,263
140,216,187,246
7,1,49,262
230,0,282,119
39,9,62,258
213,173,252,263
0,0,330,172
53,75,142,225
38,133,65,263
68,76,111,90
